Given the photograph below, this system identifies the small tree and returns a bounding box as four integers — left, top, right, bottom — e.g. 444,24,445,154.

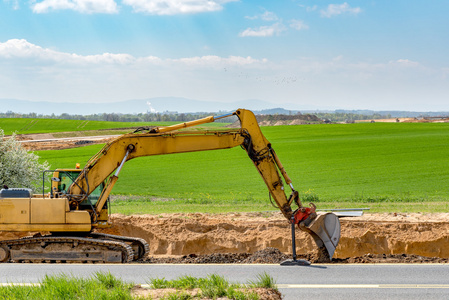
0,130,50,192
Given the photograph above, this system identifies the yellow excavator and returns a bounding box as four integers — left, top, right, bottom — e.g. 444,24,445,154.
0,109,340,264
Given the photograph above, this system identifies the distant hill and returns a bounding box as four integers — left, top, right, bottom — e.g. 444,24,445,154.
330,109,449,118
0,98,448,117
0,98,284,115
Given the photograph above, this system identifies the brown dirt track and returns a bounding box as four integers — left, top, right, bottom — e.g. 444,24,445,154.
97,212,449,264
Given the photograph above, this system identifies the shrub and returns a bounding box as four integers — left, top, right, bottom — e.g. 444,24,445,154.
0,130,49,192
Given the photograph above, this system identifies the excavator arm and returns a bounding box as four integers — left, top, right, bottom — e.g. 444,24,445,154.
67,109,340,258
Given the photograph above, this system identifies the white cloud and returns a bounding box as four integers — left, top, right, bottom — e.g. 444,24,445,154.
170,55,267,68
0,39,271,104
289,19,308,31
0,39,55,60
333,55,343,61
0,39,134,64
320,2,361,18
392,59,420,67
1,39,447,111
306,5,317,12
122,0,237,15
31,0,119,14
239,23,287,37
0,39,266,68
245,9,278,21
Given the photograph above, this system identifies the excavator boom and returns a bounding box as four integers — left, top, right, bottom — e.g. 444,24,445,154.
67,108,340,259
0,108,340,263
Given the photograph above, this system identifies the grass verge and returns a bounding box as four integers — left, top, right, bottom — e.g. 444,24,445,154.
0,272,133,300
0,272,278,300
146,273,278,299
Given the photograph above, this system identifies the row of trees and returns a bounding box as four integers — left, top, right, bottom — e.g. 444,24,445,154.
1,110,393,123
0,111,237,123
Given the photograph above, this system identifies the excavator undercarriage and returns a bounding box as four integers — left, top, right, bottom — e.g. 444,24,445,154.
0,233,149,263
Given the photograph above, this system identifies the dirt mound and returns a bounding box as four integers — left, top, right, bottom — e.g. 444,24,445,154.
228,114,321,127
95,212,449,264
335,253,449,264
22,138,112,151
131,286,281,300
243,247,290,264
146,251,449,264
146,247,290,264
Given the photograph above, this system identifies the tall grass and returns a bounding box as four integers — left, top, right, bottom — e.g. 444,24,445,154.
0,272,277,300
148,273,276,299
0,272,133,300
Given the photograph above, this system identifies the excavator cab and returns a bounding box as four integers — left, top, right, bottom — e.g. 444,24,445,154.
50,168,110,224
51,169,107,205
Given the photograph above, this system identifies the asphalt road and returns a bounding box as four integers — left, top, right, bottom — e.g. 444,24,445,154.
1,264,449,300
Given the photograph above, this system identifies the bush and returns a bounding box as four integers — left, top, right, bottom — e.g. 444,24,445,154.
0,130,49,192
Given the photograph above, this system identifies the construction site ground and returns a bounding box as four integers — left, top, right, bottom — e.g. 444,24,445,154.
94,212,449,264
1,212,448,264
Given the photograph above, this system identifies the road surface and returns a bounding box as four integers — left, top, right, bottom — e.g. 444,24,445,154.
1,264,449,299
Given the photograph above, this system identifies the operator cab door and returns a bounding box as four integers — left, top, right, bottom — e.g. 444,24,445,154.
52,169,108,208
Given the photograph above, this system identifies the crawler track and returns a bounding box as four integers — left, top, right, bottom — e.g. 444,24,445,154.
0,235,134,263
88,232,150,260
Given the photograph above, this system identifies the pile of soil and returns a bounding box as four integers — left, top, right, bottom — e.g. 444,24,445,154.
131,286,282,300
145,248,449,265
227,114,321,127
21,137,113,151
146,247,290,264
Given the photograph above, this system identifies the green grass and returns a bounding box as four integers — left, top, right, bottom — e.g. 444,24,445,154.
0,272,133,300
148,273,276,299
0,118,170,135
35,122,449,213
0,272,276,300
247,272,277,289
0,118,229,135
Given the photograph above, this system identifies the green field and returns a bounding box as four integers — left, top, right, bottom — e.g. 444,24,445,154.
0,118,179,135
34,122,449,213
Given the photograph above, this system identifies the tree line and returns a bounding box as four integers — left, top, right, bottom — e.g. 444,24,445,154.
0,111,237,123
0,110,394,123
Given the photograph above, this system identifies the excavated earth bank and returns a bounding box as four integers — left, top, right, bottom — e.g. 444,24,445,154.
97,212,449,264
2,212,448,264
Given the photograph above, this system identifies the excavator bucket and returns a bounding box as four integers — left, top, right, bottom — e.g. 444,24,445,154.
300,212,341,259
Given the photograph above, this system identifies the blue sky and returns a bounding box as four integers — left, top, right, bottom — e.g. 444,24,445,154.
1,0,448,111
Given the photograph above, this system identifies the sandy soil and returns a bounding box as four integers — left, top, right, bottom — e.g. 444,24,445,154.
1,204,448,264
131,286,282,300
93,212,449,264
